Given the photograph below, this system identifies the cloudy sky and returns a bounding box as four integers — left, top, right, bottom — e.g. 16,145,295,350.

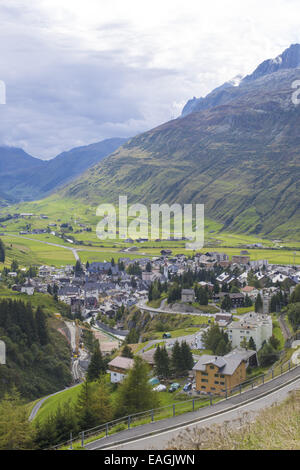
0,0,300,159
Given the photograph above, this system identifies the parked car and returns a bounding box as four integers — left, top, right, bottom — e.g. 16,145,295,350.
163,332,172,339
169,382,180,393
183,382,192,392
153,384,167,392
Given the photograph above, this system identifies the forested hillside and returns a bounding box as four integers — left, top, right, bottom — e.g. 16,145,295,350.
0,299,72,399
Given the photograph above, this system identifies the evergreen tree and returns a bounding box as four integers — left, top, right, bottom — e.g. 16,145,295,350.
117,357,159,416
11,260,18,272
221,294,232,311
35,307,49,345
75,381,96,429
202,324,231,355
74,260,83,277
215,338,228,356
180,341,194,371
154,345,170,378
248,336,256,351
87,342,105,382
255,293,263,313
125,328,139,344
0,238,5,263
122,344,134,359
0,388,35,450
171,340,183,374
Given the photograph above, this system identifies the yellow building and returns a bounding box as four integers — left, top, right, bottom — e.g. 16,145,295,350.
193,350,257,395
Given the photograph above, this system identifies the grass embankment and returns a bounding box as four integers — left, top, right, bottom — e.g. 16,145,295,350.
236,306,255,315
32,377,192,427
167,390,300,450
272,315,286,350
0,285,70,316
32,384,82,425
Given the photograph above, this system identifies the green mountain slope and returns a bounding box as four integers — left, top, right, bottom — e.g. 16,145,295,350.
61,69,300,239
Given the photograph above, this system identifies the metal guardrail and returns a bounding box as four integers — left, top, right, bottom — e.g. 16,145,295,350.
49,360,300,450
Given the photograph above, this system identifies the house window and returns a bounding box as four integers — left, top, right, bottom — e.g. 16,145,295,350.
210,365,214,369
201,386,206,389
201,379,208,383
214,381,219,384
220,375,225,378
211,387,216,391
214,374,219,377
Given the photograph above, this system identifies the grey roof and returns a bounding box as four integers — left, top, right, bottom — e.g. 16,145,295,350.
193,349,256,376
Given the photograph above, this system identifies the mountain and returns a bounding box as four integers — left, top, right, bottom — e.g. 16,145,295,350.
60,46,300,239
0,147,44,203
0,138,128,202
182,44,300,116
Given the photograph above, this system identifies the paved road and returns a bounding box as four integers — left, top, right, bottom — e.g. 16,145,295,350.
28,383,81,421
137,333,201,355
29,322,86,421
106,377,300,450
85,365,300,450
7,234,80,261
137,299,217,317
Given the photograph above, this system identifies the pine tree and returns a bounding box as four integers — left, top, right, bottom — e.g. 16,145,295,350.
0,388,35,450
248,337,256,351
180,341,194,371
117,357,159,416
75,381,97,429
159,345,171,377
122,344,134,358
35,307,49,345
255,293,263,313
215,338,228,356
87,342,105,382
171,340,183,375
0,238,5,263
221,294,232,311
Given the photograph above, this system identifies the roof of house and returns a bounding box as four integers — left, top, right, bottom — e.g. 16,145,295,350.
242,286,255,293
107,356,134,370
193,349,256,376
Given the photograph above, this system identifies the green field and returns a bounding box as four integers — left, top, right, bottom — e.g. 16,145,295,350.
32,384,82,425
0,196,299,268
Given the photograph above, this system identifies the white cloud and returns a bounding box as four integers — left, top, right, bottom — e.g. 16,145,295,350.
0,0,300,158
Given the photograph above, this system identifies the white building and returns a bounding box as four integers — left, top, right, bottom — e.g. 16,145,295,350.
227,312,272,351
107,356,134,383
249,260,269,269
21,285,35,296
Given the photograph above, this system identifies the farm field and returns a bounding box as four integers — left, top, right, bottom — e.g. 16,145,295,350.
1,196,299,267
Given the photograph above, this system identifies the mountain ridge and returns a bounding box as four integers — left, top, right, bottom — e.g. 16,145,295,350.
0,137,128,204
59,50,300,239
182,44,300,116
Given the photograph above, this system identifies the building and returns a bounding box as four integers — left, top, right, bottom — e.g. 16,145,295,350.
107,356,134,383
193,349,257,395
217,293,245,308
227,312,272,350
181,289,195,303
231,255,250,265
249,260,269,269
21,284,35,296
